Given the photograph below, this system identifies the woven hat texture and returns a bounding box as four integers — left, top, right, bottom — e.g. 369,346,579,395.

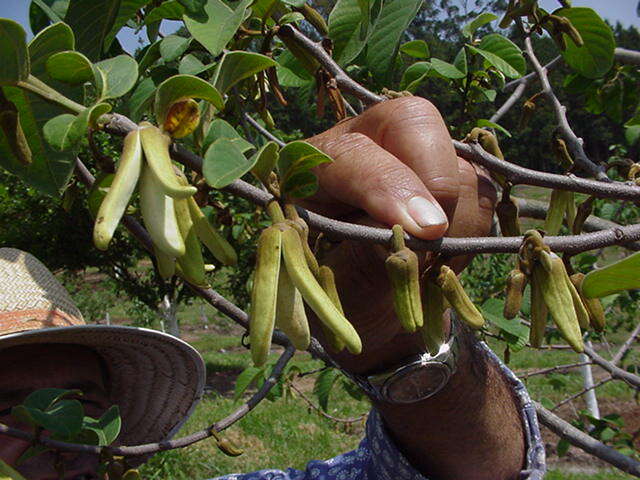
0,248,205,450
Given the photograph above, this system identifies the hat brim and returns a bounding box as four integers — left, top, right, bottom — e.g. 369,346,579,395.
0,325,205,450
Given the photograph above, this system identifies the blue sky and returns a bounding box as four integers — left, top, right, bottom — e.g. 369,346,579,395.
0,0,637,54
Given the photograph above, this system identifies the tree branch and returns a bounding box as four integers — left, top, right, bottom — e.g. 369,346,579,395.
535,402,640,477
288,381,367,424
517,361,591,379
614,48,640,66
583,345,640,389
611,322,640,366
551,377,612,412
522,32,608,181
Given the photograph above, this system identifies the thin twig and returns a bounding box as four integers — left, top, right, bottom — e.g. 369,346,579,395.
490,80,528,124
612,322,640,366
584,345,640,389
551,377,612,412
288,381,367,424
518,361,591,379
535,402,640,477
243,113,286,147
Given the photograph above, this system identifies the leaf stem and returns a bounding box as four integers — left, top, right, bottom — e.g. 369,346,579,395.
17,75,85,114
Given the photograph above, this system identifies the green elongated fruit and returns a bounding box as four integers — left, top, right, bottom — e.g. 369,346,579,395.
276,262,311,350
385,248,423,333
139,122,198,198
436,266,484,329
421,279,446,355
504,269,527,319
564,271,590,330
139,164,186,257
94,128,143,250
284,217,319,278
250,226,283,366
216,437,244,457
280,225,362,354
174,198,208,287
187,197,237,266
529,278,548,348
532,255,584,353
544,189,569,235
318,265,346,352
154,246,176,279
496,196,520,237
570,273,606,331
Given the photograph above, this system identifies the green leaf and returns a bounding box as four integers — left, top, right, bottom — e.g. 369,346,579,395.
462,12,497,39
43,113,80,151
137,40,161,72
365,0,423,82
22,388,80,411
555,7,615,79
313,368,341,411
30,0,67,35
183,0,252,58
212,51,276,95
250,141,279,185
203,119,254,153
0,19,30,85
82,405,121,446
470,34,525,79
29,399,84,436
481,298,529,350
145,0,185,23
128,77,155,121
203,138,256,188
430,58,466,79
279,12,305,25
178,54,215,75
582,252,640,298
234,366,264,401
159,34,192,63
329,0,369,65
0,459,28,480
399,61,432,91
64,0,121,61
626,125,640,146
46,51,94,84
278,141,332,198
93,54,139,100
476,119,511,137
105,0,152,49
625,112,640,128
557,438,570,456
400,39,429,59
275,50,314,88
453,47,468,76
281,0,305,6
154,74,224,124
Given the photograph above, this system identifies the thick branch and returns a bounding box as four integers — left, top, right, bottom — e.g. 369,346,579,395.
523,34,608,181
535,402,640,477
614,48,640,66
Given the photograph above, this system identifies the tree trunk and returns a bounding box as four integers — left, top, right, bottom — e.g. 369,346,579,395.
160,293,179,337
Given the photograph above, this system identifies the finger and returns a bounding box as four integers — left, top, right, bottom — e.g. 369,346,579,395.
350,97,461,219
447,157,497,272
310,132,449,240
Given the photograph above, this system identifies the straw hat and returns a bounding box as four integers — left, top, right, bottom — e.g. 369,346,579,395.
0,247,206,450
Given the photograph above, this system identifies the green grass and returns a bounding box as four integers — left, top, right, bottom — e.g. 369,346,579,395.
545,471,634,479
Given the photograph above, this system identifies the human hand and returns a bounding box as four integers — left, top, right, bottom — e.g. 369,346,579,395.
301,97,497,373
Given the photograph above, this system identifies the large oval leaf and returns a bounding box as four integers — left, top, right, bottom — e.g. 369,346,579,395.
46,50,94,84
328,0,369,65
278,141,332,198
582,252,640,298
154,74,224,124
0,19,30,85
470,34,525,79
63,0,120,61
213,51,277,95
202,118,254,153
93,54,139,101
183,0,252,58
365,0,423,82
554,7,615,79
203,138,255,188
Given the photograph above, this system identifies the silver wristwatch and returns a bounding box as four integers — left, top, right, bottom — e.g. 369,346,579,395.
343,321,459,404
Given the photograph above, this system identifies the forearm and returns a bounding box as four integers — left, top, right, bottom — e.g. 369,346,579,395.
313,241,526,480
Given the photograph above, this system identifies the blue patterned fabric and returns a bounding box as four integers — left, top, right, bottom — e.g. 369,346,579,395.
210,342,546,480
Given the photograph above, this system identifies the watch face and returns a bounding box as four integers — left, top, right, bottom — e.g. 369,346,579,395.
383,363,449,403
